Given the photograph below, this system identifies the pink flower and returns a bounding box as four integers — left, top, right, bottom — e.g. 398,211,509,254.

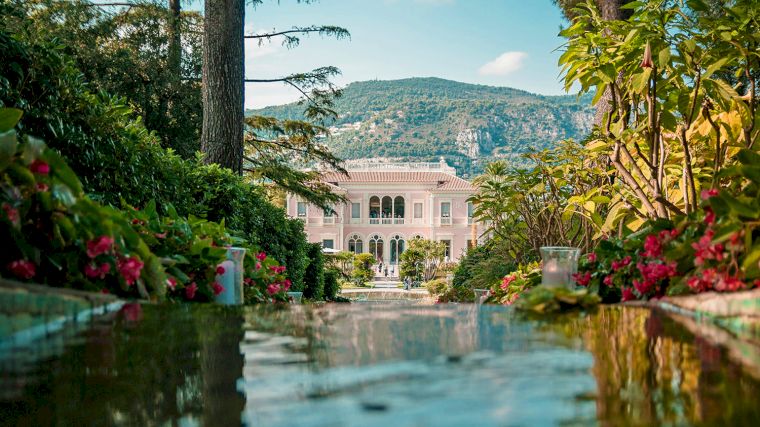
701,188,719,200
603,275,614,287
154,232,167,239
267,283,281,295
86,236,114,258
35,182,49,192
255,262,262,271
8,259,36,279
704,207,715,225
640,42,653,68
282,279,292,291
269,265,286,274
256,252,267,261
500,274,516,290
216,265,226,275
643,235,662,258
2,203,19,225
29,159,50,175
166,277,177,290
611,256,631,272
572,271,591,287
186,282,198,299
117,256,144,286
244,277,253,285
84,262,110,279
633,279,651,295
212,282,225,296
586,253,597,263
621,287,635,302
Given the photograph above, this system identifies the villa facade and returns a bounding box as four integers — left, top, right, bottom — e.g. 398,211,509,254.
285,159,482,266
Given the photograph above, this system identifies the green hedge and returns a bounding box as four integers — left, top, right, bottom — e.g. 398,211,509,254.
0,20,310,289
323,269,340,301
302,243,325,300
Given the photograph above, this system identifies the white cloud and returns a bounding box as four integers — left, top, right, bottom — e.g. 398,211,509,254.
478,51,528,76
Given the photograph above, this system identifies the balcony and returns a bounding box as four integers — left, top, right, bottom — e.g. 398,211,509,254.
394,218,405,225
323,217,335,225
382,218,392,225
440,217,451,226
369,218,380,225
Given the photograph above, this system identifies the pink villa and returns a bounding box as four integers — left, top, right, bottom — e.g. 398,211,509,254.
285,159,482,268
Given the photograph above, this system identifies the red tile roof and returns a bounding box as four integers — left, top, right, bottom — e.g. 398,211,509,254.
320,171,474,191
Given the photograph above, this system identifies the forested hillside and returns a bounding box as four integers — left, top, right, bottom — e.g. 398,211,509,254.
249,77,594,177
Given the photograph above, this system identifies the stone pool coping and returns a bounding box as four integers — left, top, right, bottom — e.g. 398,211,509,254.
0,278,125,351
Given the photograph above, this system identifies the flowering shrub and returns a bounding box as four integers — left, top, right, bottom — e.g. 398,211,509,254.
485,262,541,305
0,108,165,297
243,251,291,304
574,150,760,302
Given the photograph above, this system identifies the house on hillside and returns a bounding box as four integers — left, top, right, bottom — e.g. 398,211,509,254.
285,158,482,267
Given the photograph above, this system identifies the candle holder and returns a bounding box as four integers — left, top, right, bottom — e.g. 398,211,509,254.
539,246,580,289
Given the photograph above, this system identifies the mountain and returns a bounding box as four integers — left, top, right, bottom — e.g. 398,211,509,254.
247,77,594,177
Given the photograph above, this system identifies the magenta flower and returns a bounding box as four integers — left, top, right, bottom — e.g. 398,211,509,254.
603,275,614,287
216,265,226,275
282,279,292,291
643,234,662,258
586,253,597,263
35,182,49,192
269,265,286,274
86,236,114,258
572,271,591,287
117,256,144,286
8,259,36,280
212,281,225,296
267,283,281,295
704,207,716,225
621,287,635,302
84,262,110,279
120,303,143,322
29,159,50,175
255,262,262,271
2,203,19,225
256,252,267,261
701,188,719,200
500,274,516,290
186,282,198,299
166,277,177,291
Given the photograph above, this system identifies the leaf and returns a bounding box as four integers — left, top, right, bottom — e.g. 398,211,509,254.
658,47,671,67
742,243,760,279
0,108,23,132
0,130,18,171
703,57,730,79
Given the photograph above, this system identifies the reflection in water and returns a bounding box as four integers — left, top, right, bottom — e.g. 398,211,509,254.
1,303,759,426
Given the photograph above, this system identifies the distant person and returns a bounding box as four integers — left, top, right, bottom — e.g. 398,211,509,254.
384,267,388,277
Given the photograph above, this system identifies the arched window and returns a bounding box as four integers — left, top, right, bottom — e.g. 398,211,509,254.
369,196,380,219
393,196,405,218
390,234,405,264
369,234,384,263
381,196,393,217
348,234,364,254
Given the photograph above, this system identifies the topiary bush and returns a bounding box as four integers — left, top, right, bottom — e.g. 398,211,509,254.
302,243,325,300
323,268,340,301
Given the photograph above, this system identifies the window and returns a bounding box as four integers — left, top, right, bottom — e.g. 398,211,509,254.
322,239,334,249
441,239,451,260
467,202,474,218
390,234,405,264
297,202,307,217
414,202,423,219
351,203,361,219
348,234,363,254
440,202,451,218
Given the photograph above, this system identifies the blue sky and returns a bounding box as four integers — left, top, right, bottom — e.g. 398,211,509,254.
239,0,569,108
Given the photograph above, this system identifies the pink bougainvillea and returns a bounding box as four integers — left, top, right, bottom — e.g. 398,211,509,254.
212,281,225,296
86,236,114,259
185,282,198,299
84,262,111,280
29,159,50,175
8,259,36,279
117,256,143,285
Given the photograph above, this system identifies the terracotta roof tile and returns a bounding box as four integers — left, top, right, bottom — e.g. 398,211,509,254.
320,171,474,191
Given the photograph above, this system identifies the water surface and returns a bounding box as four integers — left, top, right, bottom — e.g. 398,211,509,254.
2,303,759,426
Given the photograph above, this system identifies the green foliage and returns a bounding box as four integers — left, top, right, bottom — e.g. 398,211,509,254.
326,250,354,279
323,268,340,301
452,242,518,290
250,78,594,177
0,111,165,298
303,243,325,300
486,263,542,305
351,253,374,286
399,238,446,281
0,19,313,292
425,279,475,303
514,286,600,314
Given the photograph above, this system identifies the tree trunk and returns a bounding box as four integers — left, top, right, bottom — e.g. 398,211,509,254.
167,0,182,85
201,0,245,173
593,0,629,126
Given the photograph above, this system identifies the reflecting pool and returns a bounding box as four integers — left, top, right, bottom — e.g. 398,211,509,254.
2,303,760,426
